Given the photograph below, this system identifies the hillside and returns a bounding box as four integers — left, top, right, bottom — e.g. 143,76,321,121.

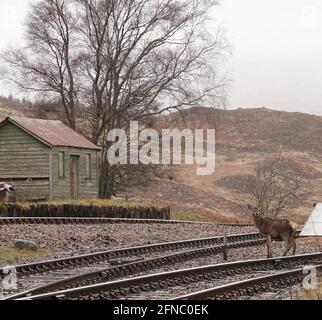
125,108,322,223
1,103,322,223
0,103,23,119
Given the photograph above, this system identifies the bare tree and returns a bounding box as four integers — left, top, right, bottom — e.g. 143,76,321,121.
245,156,303,217
81,0,229,197
1,0,229,198
2,0,79,128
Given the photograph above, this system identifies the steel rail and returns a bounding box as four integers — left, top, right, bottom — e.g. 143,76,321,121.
0,233,262,277
15,252,322,301
5,238,265,299
0,217,218,225
174,264,322,300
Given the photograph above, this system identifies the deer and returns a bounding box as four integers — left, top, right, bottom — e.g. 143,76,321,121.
247,205,298,258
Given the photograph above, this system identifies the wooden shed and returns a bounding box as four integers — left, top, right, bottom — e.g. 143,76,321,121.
0,116,100,201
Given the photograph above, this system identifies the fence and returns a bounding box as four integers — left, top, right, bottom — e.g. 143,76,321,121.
0,204,171,220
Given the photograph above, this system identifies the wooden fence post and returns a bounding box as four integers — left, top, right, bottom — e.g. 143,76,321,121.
223,233,228,261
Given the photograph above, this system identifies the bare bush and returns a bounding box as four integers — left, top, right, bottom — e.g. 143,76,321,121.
244,156,303,217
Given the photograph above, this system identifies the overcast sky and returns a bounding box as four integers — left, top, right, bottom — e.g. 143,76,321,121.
0,0,322,115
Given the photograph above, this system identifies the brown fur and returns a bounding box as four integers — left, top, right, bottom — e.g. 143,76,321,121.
248,205,298,258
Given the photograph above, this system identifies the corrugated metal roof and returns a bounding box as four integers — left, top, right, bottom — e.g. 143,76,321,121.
0,116,100,150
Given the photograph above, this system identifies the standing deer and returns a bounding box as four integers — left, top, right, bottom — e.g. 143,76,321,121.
247,205,298,258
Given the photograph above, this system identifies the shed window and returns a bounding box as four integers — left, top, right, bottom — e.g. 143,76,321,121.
58,152,65,178
85,153,91,180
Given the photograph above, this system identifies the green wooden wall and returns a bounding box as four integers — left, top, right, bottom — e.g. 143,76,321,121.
51,148,99,200
0,122,99,201
0,122,51,200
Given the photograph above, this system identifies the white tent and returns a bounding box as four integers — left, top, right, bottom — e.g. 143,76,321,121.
301,203,322,236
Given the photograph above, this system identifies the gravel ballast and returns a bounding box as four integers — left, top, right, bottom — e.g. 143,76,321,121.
0,223,256,266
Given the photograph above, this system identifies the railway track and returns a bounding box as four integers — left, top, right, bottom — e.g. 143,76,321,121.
175,264,322,300
0,217,216,225
4,236,265,299
13,252,322,300
1,233,263,298
1,233,262,275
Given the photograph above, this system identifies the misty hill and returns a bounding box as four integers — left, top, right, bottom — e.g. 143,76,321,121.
0,103,21,118
126,108,322,223
1,102,322,223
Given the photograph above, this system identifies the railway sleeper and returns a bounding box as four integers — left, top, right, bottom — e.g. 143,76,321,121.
150,283,161,291
140,284,152,292
130,286,141,294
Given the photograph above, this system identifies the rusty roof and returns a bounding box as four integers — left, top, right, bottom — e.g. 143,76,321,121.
0,116,100,150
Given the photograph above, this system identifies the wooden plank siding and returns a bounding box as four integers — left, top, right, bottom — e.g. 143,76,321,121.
0,122,51,200
0,121,99,201
52,148,98,200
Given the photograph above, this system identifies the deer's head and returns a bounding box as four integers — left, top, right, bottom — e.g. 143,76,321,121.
247,204,260,217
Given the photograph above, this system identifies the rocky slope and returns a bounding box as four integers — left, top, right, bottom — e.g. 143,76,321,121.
2,102,322,223
126,108,322,223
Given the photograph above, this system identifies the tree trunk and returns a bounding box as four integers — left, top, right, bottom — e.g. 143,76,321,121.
99,154,115,199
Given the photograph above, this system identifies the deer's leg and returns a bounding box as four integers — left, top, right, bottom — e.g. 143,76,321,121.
266,235,273,258
281,234,292,257
291,235,297,256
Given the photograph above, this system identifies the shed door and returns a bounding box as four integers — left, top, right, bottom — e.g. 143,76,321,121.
70,156,80,199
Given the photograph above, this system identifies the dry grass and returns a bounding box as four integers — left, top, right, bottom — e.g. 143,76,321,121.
171,210,250,223
124,109,322,223
0,103,23,119
297,284,322,300
171,211,209,222
17,199,154,209
4,107,322,223
0,246,51,266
